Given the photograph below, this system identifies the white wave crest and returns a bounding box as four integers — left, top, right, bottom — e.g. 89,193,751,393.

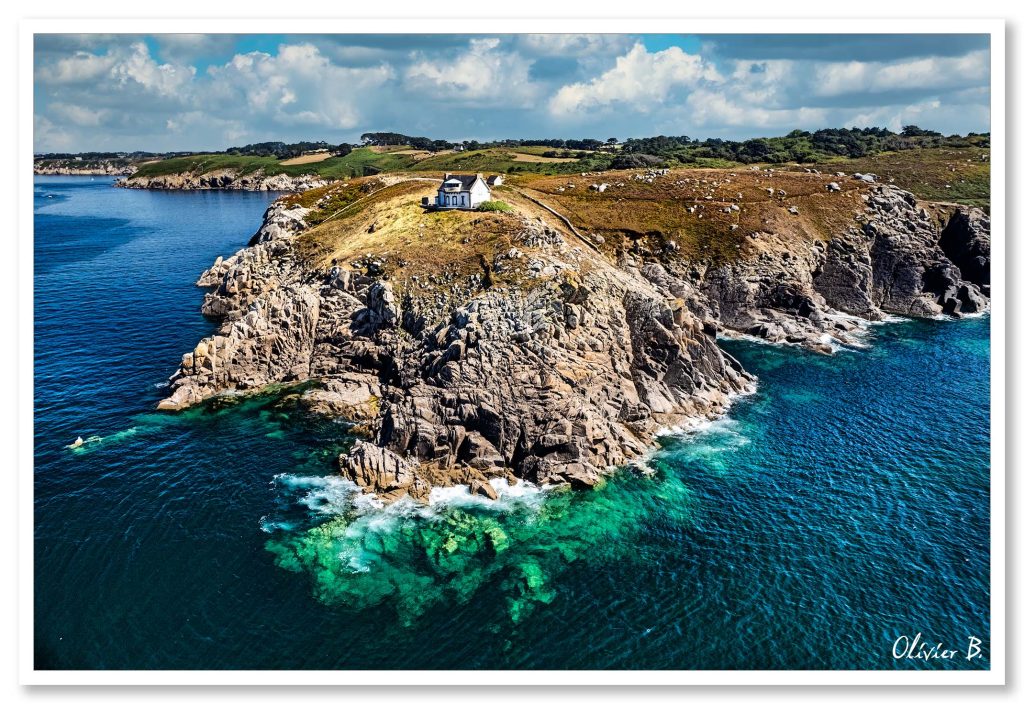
65,427,138,453
654,382,757,439
272,473,364,516
268,473,549,535
427,478,548,512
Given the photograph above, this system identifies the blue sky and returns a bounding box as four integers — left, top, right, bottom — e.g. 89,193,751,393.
33,33,991,152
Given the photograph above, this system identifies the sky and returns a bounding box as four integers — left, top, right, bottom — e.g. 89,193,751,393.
33,33,991,153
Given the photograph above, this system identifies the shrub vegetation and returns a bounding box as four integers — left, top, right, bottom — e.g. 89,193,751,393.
476,200,513,213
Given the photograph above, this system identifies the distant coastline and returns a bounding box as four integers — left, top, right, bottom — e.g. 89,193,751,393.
34,161,136,176
115,169,330,192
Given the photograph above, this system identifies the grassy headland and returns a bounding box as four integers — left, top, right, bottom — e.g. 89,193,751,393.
122,127,991,211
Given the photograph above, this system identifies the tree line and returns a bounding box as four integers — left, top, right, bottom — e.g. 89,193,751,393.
39,126,989,167
612,127,989,167
224,141,352,159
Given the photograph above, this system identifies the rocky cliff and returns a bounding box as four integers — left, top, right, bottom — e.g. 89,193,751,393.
157,173,990,502
116,168,330,192
665,186,989,351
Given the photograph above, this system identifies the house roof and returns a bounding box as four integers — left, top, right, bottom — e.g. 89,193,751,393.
440,173,486,192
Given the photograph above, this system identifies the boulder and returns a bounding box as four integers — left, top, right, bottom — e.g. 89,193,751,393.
339,441,417,493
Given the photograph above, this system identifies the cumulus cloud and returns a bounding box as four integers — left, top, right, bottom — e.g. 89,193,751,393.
111,43,196,96
36,41,195,101
518,34,635,57
684,88,828,129
549,43,719,116
815,50,989,96
32,34,992,152
154,34,237,64
48,102,109,127
838,98,991,136
37,49,119,85
34,114,72,150
205,43,395,130
404,38,539,106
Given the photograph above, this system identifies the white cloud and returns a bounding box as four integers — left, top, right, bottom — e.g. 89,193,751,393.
37,50,119,84
404,38,539,106
154,34,236,64
109,43,196,96
48,102,108,127
684,88,828,129
165,111,248,143
815,50,989,96
844,99,944,132
34,114,72,151
519,34,635,57
36,41,195,100
725,59,803,107
549,43,719,116
205,43,395,130
32,34,993,152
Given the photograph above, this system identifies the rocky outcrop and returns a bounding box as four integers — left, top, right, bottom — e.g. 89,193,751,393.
34,162,137,176
939,207,991,289
116,168,330,192
159,205,753,499
159,182,990,502
641,186,990,350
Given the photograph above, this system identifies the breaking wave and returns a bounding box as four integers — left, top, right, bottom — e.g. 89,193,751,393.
262,469,675,625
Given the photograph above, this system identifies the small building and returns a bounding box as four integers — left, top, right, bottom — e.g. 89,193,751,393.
434,173,492,210
486,175,504,187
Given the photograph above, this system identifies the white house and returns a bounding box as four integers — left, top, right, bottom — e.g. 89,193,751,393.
434,173,492,210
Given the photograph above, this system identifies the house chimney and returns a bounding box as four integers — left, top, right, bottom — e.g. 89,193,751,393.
444,173,451,180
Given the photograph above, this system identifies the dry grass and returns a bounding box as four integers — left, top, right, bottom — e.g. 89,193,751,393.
285,166,881,275
290,180,554,299
283,158,953,285
389,149,438,160
517,167,874,262
279,152,335,166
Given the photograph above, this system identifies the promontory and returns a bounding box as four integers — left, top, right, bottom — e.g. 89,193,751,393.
148,166,990,502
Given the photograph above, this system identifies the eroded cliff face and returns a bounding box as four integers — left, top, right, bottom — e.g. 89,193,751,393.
157,180,990,502
117,169,330,192
640,186,989,353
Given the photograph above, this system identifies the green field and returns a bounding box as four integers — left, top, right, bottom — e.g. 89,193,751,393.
131,149,425,180
828,147,990,210
129,145,990,210
131,146,611,181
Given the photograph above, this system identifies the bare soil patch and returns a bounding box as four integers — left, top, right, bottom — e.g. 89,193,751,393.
279,152,334,166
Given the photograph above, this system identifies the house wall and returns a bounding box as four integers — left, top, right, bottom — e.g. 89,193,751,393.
435,191,468,208
434,178,492,209
469,180,491,207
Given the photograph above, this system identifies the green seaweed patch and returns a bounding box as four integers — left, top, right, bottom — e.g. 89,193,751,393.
265,466,699,627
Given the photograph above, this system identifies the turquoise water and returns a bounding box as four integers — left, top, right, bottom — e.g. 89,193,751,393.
34,176,990,670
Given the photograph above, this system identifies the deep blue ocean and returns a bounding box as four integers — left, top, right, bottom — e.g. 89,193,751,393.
34,176,990,670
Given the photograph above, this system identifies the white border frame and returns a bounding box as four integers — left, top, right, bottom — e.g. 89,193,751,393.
18,17,1006,686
